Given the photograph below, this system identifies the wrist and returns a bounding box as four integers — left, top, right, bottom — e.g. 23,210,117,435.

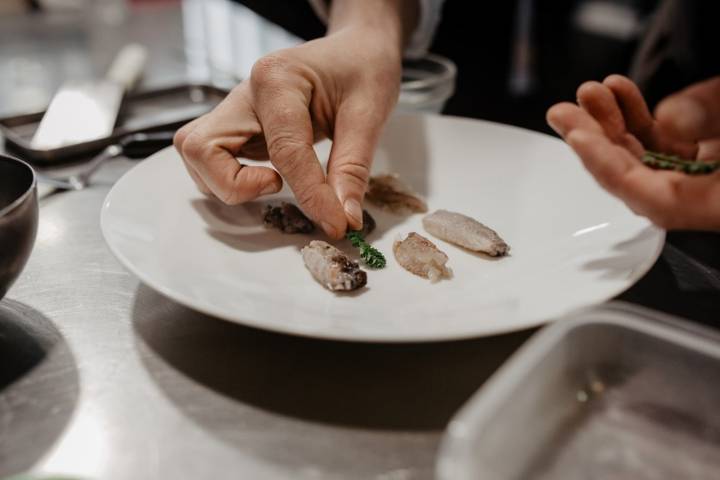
327,0,418,55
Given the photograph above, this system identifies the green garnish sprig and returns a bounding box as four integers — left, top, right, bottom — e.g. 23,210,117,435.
642,151,720,175
346,230,386,269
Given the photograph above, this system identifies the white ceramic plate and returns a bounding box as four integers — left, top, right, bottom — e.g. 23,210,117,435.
101,113,664,342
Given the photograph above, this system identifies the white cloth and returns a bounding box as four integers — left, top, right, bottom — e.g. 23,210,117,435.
307,0,444,58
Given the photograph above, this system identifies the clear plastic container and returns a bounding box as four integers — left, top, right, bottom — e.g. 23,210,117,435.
398,54,457,113
437,302,720,480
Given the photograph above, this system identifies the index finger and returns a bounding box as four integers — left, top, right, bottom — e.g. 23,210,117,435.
254,88,347,239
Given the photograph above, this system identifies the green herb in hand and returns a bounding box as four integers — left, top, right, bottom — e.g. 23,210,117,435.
642,151,720,175
346,230,386,269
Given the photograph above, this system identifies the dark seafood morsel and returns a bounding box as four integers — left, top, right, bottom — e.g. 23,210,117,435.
263,202,315,234
361,209,376,237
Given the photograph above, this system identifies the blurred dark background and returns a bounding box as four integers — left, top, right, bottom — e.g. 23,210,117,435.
233,0,720,134
4,0,719,134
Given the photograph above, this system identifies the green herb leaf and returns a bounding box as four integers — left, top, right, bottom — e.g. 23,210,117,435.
346,231,386,269
642,151,720,175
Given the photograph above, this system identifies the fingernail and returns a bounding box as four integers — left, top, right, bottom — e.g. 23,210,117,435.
260,183,278,196
343,198,363,226
320,221,338,238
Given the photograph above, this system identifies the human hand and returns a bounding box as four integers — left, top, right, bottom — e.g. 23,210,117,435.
547,75,720,230
174,27,402,239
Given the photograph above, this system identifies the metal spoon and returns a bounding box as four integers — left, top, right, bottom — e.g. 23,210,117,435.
36,131,175,191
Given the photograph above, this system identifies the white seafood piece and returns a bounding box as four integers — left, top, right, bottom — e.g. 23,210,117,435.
366,174,428,214
393,232,451,283
423,209,510,256
301,240,367,291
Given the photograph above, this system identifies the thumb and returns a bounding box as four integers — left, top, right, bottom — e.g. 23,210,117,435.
327,98,386,231
655,76,720,142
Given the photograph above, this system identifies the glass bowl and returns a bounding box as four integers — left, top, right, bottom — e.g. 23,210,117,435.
398,53,457,113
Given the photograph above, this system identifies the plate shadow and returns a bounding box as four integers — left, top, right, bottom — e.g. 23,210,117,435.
131,285,533,432
582,226,662,281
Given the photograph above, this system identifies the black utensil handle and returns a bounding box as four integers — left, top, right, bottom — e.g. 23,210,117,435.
120,131,176,159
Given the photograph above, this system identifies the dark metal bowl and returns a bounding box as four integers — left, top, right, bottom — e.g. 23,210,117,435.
0,155,37,300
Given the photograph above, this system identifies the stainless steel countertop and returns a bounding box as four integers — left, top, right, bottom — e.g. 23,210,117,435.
3,154,532,479
0,5,532,479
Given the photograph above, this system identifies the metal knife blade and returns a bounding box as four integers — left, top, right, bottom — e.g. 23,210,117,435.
31,44,148,151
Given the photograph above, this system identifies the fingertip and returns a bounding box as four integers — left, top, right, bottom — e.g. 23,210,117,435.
603,75,641,102
218,166,283,205
305,184,347,240
261,169,284,196
546,102,577,134
260,181,281,196
326,216,348,240
319,221,336,239
327,171,370,230
603,74,631,89
319,210,347,239
576,81,604,101
326,162,371,231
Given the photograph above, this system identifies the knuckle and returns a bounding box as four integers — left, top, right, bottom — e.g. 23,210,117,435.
180,131,210,163
267,135,311,167
250,54,288,86
335,159,370,188
174,124,193,152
